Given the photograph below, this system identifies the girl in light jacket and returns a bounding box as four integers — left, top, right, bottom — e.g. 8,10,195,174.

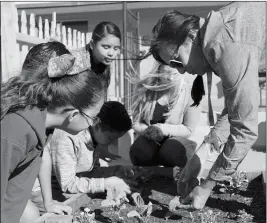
130,64,202,167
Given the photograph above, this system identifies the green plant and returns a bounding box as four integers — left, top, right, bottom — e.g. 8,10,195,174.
217,171,248,195
127,192,160,223
73,207,96,223
113,198,127,222
198,210,220,223
236,209,254,221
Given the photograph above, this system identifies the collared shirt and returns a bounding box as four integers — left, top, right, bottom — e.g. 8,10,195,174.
200,2,266,179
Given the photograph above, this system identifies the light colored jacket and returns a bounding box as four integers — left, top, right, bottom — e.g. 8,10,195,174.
133,77,201,138
200,2,266,180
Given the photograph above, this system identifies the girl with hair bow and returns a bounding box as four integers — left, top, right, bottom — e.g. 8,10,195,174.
1,41,130,223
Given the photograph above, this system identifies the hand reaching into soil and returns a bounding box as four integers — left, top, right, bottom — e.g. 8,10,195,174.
176,180,215,210
177,142,215,197
101,177,130,208
177,131,223,191
170,179,215,211
169,196,181,211
104,176,131,201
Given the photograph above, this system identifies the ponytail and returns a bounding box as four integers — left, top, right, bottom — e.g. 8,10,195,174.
191,75,205,107
1,67,52,120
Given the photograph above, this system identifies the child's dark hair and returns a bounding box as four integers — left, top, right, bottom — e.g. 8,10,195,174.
1,41,105,119
22,41,70,70
150,10,205,106
97,101,132,133
85,22,121,87
91,21,121,43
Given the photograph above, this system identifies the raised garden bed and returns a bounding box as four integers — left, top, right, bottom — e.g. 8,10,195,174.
72,168,266,223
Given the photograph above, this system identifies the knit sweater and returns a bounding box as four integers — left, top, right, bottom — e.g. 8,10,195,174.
33,128,105,194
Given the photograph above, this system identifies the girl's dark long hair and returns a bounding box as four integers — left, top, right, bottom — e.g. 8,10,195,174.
1,41,105,119
191,75,205,107
91,21,121,43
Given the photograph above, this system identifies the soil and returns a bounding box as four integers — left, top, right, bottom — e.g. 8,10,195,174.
73,171,266,223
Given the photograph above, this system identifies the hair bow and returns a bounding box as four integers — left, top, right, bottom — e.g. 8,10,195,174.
47,47,91,78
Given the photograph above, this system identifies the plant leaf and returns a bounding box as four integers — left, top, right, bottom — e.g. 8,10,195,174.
146,202,153,217
127,210,141,219
140,205,148,217
132,192,145,207
140,202,154,217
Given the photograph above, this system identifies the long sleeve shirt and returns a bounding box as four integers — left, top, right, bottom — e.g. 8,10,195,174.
200,2,266,180
48,129,105,194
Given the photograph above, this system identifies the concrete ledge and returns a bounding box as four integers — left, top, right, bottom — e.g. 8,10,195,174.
35,193,91,223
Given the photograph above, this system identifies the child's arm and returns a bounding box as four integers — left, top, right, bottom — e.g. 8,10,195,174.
38,143,71,214
52,136,105,194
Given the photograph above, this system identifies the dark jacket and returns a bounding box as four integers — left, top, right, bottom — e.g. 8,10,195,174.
1,107,46,223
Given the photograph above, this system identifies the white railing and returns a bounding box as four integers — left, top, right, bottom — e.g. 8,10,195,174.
1,2,125,103
1,2,91,82
108,54,124,103
16,10,91,68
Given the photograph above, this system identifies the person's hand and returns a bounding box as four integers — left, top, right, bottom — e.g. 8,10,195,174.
176,180,216,210
169,196,181,212
177,142,211,198
143,125,165,142
44,200,72,215
104,176,131,202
